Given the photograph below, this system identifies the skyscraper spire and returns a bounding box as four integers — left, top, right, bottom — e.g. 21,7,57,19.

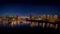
29,12,33,19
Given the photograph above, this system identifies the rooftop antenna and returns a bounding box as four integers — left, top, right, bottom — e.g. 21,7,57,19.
29,11,33,17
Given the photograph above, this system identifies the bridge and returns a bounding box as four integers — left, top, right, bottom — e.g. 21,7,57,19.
26,19,60,29
26,19,60,24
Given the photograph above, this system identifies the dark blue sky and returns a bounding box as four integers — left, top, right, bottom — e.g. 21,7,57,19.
0,1,60,16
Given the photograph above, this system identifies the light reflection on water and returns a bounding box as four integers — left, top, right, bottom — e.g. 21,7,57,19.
0,21,39,28
0,21,59,29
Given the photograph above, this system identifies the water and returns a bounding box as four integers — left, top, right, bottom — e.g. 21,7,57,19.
0,21,60,30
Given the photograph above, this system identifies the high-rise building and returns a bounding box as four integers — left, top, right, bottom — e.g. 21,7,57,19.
38,16,42,20
47,15,50,20
54,15,58,21
0,17,3,25
40,14,46,20
29,13,35,20
0,17,2,21
48,15,55,22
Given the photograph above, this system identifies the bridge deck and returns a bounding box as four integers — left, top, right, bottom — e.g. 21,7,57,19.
26,20,60,24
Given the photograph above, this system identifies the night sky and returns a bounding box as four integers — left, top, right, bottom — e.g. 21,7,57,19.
0,0,60,17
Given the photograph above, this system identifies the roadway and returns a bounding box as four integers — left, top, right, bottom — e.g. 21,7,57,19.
26,19,60,24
